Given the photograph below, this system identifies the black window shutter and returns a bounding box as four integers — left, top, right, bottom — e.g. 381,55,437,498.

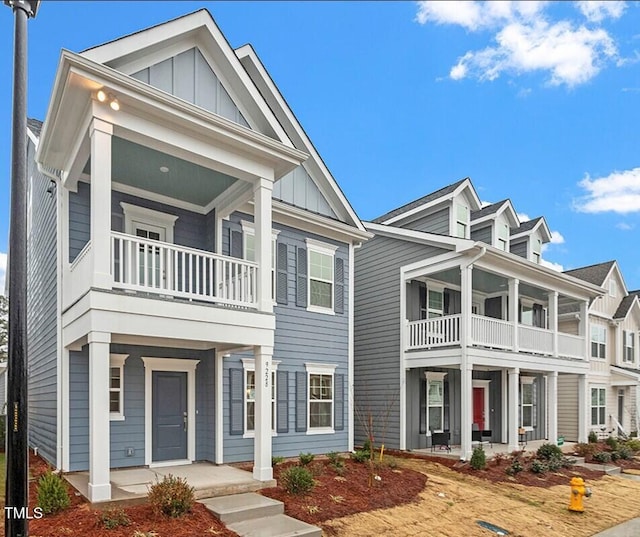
295,371,307,432
419,377,426,434
230,229,243,259
334,373,345,431
276,370,289,433
296,247,307,307
276,242,288,305
334,257,344,314
229,368,244,435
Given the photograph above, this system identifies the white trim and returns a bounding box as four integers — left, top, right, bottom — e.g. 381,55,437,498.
112,180,206,215
141,357,200,466
305,363,336,434
55,178,66,471
590,385,607,428
520,376,535,431
241,358,280,437
109,353,129,421
348,242,356,452
425,372,447,433
306,238,337,314
120,202,178,243
241,220,280,303
472,379,491,430
365,221,466,250
215,353,224,464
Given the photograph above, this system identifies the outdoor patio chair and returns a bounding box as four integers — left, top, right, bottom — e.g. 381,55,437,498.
430,429,451,452
472,424,493,447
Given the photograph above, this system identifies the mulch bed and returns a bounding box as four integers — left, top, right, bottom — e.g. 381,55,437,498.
259,457,427,527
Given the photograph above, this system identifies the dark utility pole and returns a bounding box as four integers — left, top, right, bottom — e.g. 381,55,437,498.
4,1,39,536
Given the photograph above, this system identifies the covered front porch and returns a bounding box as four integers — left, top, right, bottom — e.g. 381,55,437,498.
414,437,554,460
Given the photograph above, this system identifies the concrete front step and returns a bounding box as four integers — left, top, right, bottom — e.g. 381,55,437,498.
193,479,277,500
200,492,283,524
577,462,621,475
228,514,321,537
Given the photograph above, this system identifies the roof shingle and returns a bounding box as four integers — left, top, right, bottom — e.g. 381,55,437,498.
563,261,616,287
27,118,43,137
471,199,509,221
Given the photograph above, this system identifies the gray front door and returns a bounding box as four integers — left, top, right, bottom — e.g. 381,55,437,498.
152,371,188,462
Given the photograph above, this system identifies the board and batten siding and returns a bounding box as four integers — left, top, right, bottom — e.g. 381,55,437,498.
510,240,527,260
557,374,579,441
354,234,450,449
470,225,492,245
26,140,58,465
68,344,215,471
404,207,450,235
221,213,349,462
272,166,337,219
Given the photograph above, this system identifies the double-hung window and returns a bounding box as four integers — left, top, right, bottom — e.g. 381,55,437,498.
456,203,469,239
109,354,128,420
520,377,534,429
591,387,606,426
426,373,446,432
419,285,444,319
532,238,542,264
624,331,635,363
241,222,279,301
306,239,338,313
242,359,278,436
497,223,509,251
591,325,606,359
306,363,335,433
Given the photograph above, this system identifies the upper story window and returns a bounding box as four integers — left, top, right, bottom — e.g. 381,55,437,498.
241,222,279,301
497,223,509,251
532,238,542,264
591,324,607,359
609,280,617,298
306,238,338,313
624,330,635,363
455,203,469,238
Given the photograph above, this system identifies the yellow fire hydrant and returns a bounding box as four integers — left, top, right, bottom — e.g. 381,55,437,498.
568,477,592,512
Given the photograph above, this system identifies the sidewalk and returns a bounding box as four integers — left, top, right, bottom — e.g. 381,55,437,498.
592,518,640,536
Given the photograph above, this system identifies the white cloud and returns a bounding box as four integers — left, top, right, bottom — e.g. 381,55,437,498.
550,230,565,244
616,222,634,230
416,1,620,87
575,167,640,213
541,258,564,272
0,252,6,296
516,212,531,222
575,1,626,23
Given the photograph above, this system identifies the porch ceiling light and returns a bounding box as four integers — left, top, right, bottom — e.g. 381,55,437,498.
159,166,169,173
96,89,120,111
96,89,107,102
109,98,120,111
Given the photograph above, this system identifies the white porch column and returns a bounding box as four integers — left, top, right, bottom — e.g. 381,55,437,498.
215,353,225,464
460,265,473,347
508,278,519,352
501,369,508,443
579,300,590,361
547,371,558,445
254,178,273,313
88,331,111,502
460,362,473,461
614,322,622,366
578,374,589,443
253,345,273,481
89,118,113,289
548,291,558,357
508,367,520,452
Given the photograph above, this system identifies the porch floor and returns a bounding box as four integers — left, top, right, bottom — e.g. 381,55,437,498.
65,462,276,505
413,438,569,460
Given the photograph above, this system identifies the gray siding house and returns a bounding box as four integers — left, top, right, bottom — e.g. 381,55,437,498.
355,178,605,459
27,10,368,502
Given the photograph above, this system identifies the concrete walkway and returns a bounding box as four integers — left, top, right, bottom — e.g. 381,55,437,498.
592,518,640,536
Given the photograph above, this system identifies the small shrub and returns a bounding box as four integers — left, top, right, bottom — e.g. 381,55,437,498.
611,451,620,461
593,451,612,464
327,451,340,464
37,471,71,514
536,443,564,461
281,466,314,495
618,446,633,460
306,505,321,515
363,439,373,452
574,442,597,458
529,459,547,474
624,439,640,452
546,455,563,471
605,436,619,450
561,456,577,469
330,494,345,503
308,461,324,477
470,446,486,470
588,431,599,444
383,455,399,469
147,474,194,518
299,452,315,466
351,449,369,463
272,456,285,466
492,452,507,466
505,459,524,476
99,508,131,529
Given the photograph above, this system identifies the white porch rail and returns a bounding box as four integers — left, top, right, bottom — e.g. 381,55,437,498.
471,314,513,350
407,315,461,349
519,325,553,355
558,333,585,360
111,231,258,307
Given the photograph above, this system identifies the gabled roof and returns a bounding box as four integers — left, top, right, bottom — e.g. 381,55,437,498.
471,199,519,228
372,177,481,224
471,200,508,220
614,290,640,320
27,118,43,136
510,216,552,243
564,260,617,287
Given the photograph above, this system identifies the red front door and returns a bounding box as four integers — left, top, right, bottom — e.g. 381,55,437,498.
473,387,485,429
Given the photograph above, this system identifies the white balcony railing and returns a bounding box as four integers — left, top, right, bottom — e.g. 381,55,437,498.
407,315,461,349
407,313,586,360
111,231,258,307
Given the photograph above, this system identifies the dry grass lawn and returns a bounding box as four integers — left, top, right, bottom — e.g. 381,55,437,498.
323,458,640,537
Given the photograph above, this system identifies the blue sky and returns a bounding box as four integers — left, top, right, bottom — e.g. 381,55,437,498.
1,1,639,292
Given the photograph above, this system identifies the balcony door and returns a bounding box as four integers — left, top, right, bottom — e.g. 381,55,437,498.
134,222,166,288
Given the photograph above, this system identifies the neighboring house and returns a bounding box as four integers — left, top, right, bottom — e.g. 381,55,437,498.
27,10,369,502
354,178,604,460
557,261,640,440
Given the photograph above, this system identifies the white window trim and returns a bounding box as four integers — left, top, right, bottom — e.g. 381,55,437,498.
624,331,635,363
306,238,338,315
454,202,469,239
609,279,617,298
240,221,280,303
496,222,509,251
241,358,280,438
121,202,178,243
141,357,200,467
305,363,337,435
109,354,129,421
590,324,607,360
591,386,607,427
426,372,447,434
520,376,535,431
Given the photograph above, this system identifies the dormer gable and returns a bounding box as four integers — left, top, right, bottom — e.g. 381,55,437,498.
372,178,481,237
470,199,518,250
509,216,552,264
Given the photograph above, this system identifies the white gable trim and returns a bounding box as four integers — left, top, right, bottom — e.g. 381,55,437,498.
236,44,366,233
510,217,552,243
365,222,467,250
602,261,628,297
